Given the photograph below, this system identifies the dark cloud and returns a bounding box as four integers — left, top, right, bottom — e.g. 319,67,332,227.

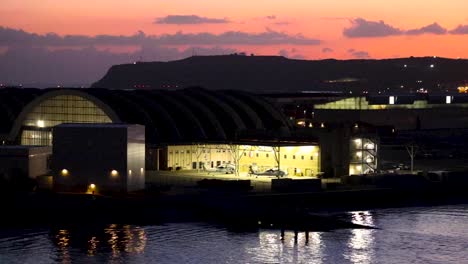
347,49,370,59
0,26,321,46
156,29,320,45
322,47,334,53
266,15,277,20
406,22,447,35
343,18,403,38
343,18,454,38
155,15,229,24
450,24,468,34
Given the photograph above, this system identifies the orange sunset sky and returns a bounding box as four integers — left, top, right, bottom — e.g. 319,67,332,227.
2,0,468,86
2,0,468,59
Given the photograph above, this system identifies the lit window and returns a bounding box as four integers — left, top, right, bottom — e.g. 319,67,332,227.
389,96,395,105
446,96,452,104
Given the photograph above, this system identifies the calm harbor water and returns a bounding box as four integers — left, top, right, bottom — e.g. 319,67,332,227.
1,204,468,264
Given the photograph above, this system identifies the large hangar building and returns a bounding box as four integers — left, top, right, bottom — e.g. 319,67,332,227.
0,87,324,179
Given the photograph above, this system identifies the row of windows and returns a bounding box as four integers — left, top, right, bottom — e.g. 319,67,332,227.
25,115,110,125
21,130,52,146
169,149,228,154
242,152,315,160
29,106,106,115
21,95,112,146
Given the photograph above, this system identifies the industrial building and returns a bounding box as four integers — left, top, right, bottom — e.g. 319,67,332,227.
0,87,332,192
52,123,146,193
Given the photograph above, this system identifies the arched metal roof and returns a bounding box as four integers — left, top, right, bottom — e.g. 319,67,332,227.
0,88,46,135
3,87,292,144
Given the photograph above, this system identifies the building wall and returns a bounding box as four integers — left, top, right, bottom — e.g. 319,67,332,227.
166,144,320,176
312,108,468,130
53,125,129,193
127,125,145,192
167,144,233,170
0,146,51,179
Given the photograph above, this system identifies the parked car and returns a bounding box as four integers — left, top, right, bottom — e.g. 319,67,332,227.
256,168,287,178
209,164,235,174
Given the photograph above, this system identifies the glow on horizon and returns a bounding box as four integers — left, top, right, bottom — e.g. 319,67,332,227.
2,0,468,59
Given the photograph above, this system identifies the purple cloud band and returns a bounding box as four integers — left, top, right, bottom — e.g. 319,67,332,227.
344,18,468,38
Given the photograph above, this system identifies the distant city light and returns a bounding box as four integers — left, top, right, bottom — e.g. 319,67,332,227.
37,120,45,128
430,64,435,68
61,169,69,176
458,86,468,93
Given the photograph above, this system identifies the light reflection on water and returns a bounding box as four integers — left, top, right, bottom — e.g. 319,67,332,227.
1,205,468,263
346,211,375,264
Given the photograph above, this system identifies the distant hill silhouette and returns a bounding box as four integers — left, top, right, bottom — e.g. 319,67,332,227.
91,55,468,93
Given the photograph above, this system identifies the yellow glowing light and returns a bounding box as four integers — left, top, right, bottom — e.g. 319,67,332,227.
356,165,362,171
458,86,468,93
320,122,325,128
350,168,355,175
37,120,45,128
364,143,375,149
300,145,316,153
111,170,118,177
61,169,69,176
356,151,362,157
354,139,362,146
90,184,96,189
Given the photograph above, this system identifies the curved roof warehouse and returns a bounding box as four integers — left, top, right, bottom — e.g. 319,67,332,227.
0,87,292,146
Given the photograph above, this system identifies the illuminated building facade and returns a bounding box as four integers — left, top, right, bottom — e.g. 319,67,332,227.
167,144,320,176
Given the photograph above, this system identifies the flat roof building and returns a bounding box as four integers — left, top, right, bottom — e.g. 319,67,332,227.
52,123,145,193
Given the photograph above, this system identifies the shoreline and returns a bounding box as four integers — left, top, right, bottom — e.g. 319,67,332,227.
3,186,468,230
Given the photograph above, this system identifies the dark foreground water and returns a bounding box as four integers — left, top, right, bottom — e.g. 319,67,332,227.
1,204,468,264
